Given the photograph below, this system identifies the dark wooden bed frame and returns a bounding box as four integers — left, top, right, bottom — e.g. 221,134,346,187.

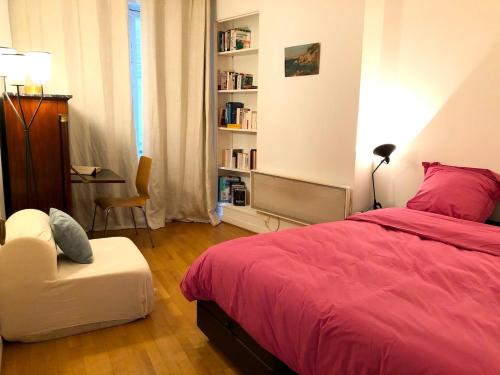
197,300,296,374
197,221,500,374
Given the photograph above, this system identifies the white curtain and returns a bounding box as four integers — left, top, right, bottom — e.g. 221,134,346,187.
9,0,139,229
141,0,218,229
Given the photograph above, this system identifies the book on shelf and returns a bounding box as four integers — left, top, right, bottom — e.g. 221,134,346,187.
221,149,232,168
218,107,226,126
220,148,257,171
236,108,257,130
219,101,257,130
231,183,247,206
235,149,249,170
218,176,241,203
225,102,243,124
218,70,255,91
218,28,251,52
250,149,257,170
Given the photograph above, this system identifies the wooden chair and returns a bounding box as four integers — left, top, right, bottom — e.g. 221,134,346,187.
91,156,155,247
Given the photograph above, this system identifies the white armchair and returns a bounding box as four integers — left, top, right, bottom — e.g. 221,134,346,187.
0,209,154,342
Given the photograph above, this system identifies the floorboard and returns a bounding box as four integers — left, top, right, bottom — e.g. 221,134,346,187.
1,222,253,375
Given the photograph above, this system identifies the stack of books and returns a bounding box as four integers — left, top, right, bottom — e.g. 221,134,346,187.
218,71,255,91
235,107,257,130
218,28,251,52
218,176,241,203
221,148,257,171
219,102,257,130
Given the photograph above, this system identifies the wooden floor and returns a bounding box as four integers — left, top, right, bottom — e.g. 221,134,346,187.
1,222,253,375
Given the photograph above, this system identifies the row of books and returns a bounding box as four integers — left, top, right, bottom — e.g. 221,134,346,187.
219,102,257,130
218,176,246,204
221,148,257,171
218,28,251,52
218,70,256,91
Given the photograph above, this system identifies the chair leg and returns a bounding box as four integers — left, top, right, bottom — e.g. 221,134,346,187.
140,206,155,248
130,207,138,235
90,204,97,237
104,208,111,237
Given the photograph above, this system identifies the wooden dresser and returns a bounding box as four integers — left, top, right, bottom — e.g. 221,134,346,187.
0,94,72,216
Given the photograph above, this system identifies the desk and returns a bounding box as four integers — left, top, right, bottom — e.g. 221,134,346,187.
71,169,126,184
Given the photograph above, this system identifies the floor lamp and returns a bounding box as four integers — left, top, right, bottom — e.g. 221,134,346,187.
0,48,51,207
371,143,396,210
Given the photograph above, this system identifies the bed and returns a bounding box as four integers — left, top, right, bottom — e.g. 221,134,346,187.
181,206,500,374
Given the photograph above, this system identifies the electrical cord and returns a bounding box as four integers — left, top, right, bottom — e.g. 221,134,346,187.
264,215,281,232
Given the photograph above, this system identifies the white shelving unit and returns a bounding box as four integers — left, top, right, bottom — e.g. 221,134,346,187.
216,12,259,224
218,89,258,94
218,202,255,214
218,47,258,57
218,166,251,175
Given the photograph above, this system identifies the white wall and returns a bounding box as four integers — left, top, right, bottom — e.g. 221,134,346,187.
0,0,11,46
218,0,365,191
355,0,500,220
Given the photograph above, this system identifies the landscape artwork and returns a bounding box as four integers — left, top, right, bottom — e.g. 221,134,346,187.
284,43,320,77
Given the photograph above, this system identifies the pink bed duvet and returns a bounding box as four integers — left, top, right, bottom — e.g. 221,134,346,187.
181,208,500,375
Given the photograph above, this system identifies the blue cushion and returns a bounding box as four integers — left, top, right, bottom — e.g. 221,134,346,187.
49,208,93,264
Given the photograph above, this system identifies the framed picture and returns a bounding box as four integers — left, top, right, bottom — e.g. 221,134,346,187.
284,43,320,77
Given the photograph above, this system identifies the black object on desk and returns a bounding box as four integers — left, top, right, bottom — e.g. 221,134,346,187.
71,169,126,184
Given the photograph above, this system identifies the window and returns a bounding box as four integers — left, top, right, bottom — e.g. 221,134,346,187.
128,1,143,156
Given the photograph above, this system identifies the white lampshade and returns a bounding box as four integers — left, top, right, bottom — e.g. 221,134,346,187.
3,53,26,85
26,51,51,85
0,47,17,77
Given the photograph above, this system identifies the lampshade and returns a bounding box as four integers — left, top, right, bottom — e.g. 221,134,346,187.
26,51,51,85
0,47,17,77
3,53,27,85
373,144,396,162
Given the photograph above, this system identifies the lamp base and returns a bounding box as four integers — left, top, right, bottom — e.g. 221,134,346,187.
372,201,382,210
24,85,42,95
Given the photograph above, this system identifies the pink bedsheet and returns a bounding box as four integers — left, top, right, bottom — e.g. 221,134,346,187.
181,208,500,374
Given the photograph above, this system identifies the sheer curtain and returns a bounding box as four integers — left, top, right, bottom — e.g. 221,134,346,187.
9,0,139,229
141,0,218,228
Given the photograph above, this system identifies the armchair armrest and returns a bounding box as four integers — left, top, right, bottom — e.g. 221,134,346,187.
0,237,58,341
0,237,58,284
0,209,57,283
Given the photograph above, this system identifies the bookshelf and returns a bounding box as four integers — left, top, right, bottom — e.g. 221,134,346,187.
218,89,258,94
216,12,259,220
218,47,258,57
218,127,257,134
218,166,251,175
218,202,255,214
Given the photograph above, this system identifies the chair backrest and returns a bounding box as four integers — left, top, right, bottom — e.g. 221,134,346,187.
136,156,152,198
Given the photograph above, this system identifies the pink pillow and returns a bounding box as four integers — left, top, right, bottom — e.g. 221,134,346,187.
406,162,500,222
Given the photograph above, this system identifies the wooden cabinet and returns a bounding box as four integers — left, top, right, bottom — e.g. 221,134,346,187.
0,94,72,216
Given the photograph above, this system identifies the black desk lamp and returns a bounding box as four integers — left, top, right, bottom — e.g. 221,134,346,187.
372,143,396,210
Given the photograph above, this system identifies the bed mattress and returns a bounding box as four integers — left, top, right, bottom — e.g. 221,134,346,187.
181,208,500,375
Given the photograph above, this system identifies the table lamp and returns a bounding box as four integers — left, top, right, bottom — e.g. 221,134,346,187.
25,51,51,94
372,143,396,210
0,47,17,91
